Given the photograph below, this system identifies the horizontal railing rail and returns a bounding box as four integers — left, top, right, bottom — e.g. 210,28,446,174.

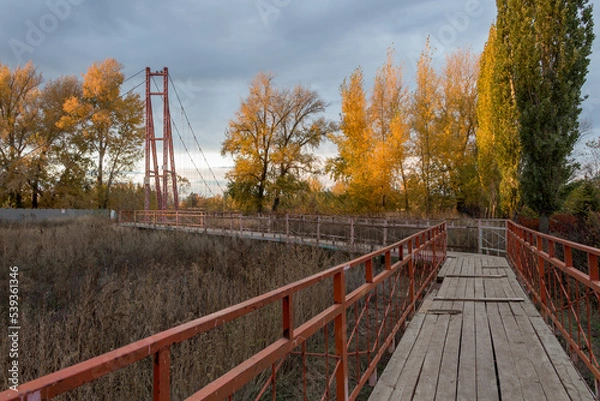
507,220,600,387
0,221,446,401
119,210,494,253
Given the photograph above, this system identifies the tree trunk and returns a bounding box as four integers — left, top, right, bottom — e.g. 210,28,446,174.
539,213,550,234
272,193,280,212
31,180,39,209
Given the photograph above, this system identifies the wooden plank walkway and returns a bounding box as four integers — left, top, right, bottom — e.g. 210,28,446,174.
369,252,594,401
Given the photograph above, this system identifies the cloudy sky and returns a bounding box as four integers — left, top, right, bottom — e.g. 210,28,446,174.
1,0,599,195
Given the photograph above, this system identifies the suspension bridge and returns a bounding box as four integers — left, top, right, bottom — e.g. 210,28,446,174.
2,68,600,400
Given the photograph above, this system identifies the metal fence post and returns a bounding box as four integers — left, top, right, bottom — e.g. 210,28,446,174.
350,218,355,252
334,270,348,400
317,216,320,244
408,240,415,309
536,235,547,314
477,219,482,254
153,348,170,401
383,219,388,246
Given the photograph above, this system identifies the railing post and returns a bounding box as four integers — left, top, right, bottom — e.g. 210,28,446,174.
477,219,482,254
350,217,355,252
153,348,170,401
283,295,294,339
383,219,388,246
432,229,437,267
536,235,547,312
317,216,321,244
334,271,348,400
408,240,415,308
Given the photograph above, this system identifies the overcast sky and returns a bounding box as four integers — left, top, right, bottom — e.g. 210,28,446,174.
1,0,599,195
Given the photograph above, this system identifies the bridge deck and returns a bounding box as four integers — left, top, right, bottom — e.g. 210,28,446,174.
369,253,594,401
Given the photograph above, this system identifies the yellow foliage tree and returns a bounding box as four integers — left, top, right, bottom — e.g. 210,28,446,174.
222,72,334,212
59,58,144,209
439,47,480,213
411,38,443,215
330,49,410,212
0,61,43,207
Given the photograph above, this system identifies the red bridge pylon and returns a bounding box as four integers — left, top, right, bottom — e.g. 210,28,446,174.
144,67,178,211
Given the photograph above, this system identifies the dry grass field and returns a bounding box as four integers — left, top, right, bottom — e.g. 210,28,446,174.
0,218,351,400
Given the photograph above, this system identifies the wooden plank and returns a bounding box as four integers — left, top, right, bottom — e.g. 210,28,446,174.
389,314,439,399
474,274,500,400
457,279,477,400
444,274,507,278
504,267,540,317
485,272,525,401
513,313,571,400
438,257,457,278
426,309,462,315
435,274,466,401
412,314,451,400
498,301,547,399
529,316,595,401
376,312,427,389
434,297,524,302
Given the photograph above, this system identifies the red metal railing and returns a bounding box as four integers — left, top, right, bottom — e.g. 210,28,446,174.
0,222,446,401
507,220,600,384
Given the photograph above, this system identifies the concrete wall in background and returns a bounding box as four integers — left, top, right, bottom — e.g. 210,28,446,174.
0,209,114,222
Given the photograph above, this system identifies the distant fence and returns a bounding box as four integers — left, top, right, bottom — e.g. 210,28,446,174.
0,208,113,222
0,222,446,401
119,210,506,255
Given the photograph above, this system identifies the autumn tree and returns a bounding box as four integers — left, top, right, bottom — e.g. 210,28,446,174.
498,0,595,231
222,72,334,212
59,58,144,209
411,39,443,215
369,48,411,209
0,61,42,207
35,75,86,208
438,47,479,213
328,67,371,209
329,49,410,212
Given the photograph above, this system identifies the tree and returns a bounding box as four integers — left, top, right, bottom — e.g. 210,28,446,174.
36,75,87,208
439,47,479,213
0,61,42,207
330,49,411,212
476,25,521,217
498,0,595,232
328,67,372,209
59,59,144,209
222,72,334,213
411,38,443,215
369,48,411,210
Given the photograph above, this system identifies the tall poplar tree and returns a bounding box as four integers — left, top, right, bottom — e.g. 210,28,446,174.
476,24,521,217
498,0,594,231
411,38,442,215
